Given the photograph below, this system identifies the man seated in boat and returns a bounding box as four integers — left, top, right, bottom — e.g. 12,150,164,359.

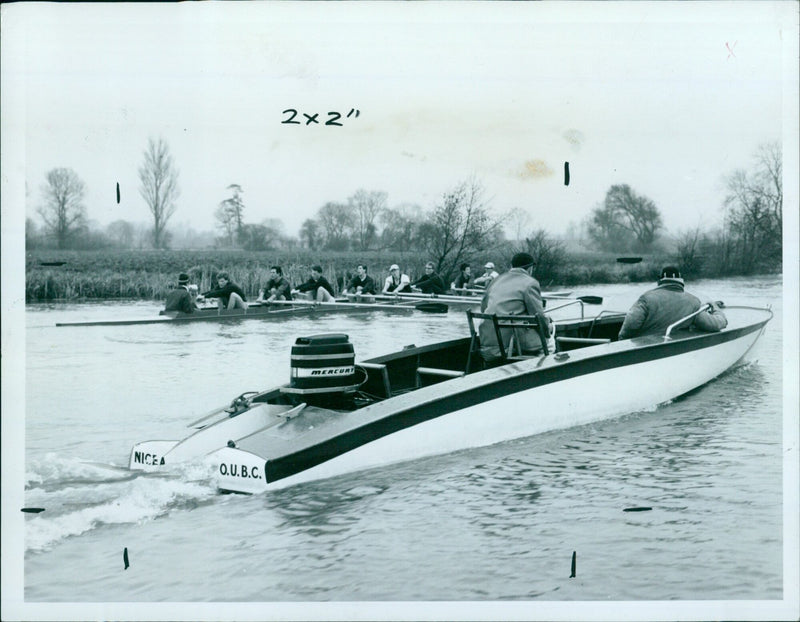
450,263,473,294
473,261,499,289
162,273,195,314
343,264,377,300
291,265,336,302
199,271,247,310
382,264,411,294
187,284,202,310
478,252,551,362
410,262,446,294
618,266,727,340
258,266,293,303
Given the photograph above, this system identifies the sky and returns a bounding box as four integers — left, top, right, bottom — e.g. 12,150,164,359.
3,2,795,241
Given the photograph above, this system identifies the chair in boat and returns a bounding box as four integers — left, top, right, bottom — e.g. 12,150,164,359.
465,310,550,372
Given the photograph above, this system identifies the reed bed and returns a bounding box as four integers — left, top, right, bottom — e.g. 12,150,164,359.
25,249,671,302
25,250,424,302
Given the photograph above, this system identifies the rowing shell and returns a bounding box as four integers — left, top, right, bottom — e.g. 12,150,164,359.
55,299,420,328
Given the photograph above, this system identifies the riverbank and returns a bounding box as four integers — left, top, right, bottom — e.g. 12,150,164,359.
23,248,746,302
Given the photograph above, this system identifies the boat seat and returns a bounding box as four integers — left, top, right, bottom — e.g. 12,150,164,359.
416,366,465,387
359,362,392,399
556,336,611,352
465,310,549,372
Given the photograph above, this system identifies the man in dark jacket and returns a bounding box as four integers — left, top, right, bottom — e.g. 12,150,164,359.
293,265,336,302
163,273,195,314
343,264,377,296
258,266,293,303
201,271,247,309
618,266,727,339
410,262,446,294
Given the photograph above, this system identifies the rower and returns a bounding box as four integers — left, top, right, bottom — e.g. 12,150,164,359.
382,264,411,294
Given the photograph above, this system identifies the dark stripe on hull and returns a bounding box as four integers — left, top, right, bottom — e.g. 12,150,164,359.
264,320,768,483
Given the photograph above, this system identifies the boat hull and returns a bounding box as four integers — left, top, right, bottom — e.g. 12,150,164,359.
213,311,770,494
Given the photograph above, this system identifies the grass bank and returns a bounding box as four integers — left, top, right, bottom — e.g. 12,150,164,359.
25,249,671,302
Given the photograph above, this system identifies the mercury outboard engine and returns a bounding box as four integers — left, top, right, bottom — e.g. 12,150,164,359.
282,334,363,408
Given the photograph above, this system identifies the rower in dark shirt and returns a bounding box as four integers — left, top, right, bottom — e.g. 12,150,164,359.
200,272,247,309
258,266,293,302
343,264,377,296
293,265,336,302
411,262,446,294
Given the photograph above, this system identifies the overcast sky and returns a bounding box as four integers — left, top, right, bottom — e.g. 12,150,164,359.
3,2,796,239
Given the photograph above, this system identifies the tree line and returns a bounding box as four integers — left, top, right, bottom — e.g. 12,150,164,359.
29,139,783,282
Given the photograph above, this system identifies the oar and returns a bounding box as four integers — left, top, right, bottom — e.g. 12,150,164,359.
577,295,603,305
267,299,414,312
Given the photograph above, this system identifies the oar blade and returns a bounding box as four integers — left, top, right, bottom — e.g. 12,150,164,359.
415,302,449,313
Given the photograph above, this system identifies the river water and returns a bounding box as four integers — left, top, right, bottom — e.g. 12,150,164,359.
9,277,794,619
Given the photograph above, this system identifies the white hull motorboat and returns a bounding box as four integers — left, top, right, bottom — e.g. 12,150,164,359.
128,304,772,494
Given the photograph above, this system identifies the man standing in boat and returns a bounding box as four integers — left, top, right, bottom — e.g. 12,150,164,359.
478,252,551,361
291,265,336,302
618,266,727,339
382,264,411,294
162,273,195,314
258,266,293,303
200,271,247,310
343,264,377,297
410,261,446,294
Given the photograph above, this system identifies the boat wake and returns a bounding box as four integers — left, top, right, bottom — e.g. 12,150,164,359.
24,454,218,553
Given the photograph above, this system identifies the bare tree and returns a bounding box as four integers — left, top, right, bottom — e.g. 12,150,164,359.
421,178,503,283
349,189,387,251
674,227,704,278
37,168,87,249
588,184,663,251
519,229,566,285
138,137,180,249
506,207,532,242
723,141,782,272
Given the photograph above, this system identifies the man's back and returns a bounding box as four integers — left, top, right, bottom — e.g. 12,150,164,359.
164,287,193,314
618,283,701,339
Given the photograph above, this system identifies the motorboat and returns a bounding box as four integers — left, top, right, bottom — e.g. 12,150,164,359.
128,303,772,494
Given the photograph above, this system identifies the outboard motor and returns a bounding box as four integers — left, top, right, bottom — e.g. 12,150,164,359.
283,334,363,407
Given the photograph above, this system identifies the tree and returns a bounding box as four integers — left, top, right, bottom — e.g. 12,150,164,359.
214,203,237,247
349,189,387,251
138,137,180,249
106,220,136,248
239,219,284,251
587,184,663,251
421,178,503,283
299,218,320,250
723,142,782,272
216,184,245,246
519,229,566,285
506,207,532,242
379,204,425,251
317,201,354,250
37,168,87,249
